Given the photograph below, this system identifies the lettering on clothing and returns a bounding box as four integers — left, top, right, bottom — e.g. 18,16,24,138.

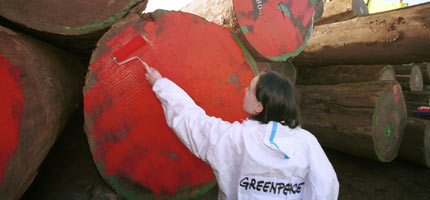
239,176,305,199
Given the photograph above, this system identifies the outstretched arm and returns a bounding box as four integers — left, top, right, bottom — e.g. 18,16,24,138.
145,68,242,162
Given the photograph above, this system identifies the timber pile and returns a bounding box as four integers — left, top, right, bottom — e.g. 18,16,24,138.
295,3,430,166
83,0,322,198
0,25,85,199
315,0,369,25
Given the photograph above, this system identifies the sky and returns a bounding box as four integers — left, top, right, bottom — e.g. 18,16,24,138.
380,0,429,5
143,0,193,13
143,0,430,13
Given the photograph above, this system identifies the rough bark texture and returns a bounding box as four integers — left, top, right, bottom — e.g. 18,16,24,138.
315,0,369,25
0,25,85,200
297,80,407,162
292,3,430,67
394,64,423,91
84,10,258,199
182,0,324,61
398,117,430,168
257,61,296,84
296,64,395,85
0,0,146,53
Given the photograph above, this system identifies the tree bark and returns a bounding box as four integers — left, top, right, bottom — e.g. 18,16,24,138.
394,64,423,91
315,0,369,25
84,10,258,199
0,25,85,200
0,0,146,53
297,80,407,162
257,61,297,84
296,64,395,85
292,3,430,67
181,0,324,61
398,117,430,168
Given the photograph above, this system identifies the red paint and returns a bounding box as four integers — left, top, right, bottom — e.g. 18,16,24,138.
233,0,316,59
84,12,254,196
113,34,147,62
0,54,24,183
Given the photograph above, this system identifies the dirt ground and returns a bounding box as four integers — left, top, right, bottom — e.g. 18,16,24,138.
21,108,430,200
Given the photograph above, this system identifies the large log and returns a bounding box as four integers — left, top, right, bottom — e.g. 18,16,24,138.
0,25,85,200
298,80,407,162
296,64,395,85
181,0,324,61
398,117,430,168
0,0,146,53
315,0,369,25
84,10,257,199
394,64,424,91
292,3,430,67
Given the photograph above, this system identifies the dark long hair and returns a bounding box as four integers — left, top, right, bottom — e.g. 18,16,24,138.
251,71,301,128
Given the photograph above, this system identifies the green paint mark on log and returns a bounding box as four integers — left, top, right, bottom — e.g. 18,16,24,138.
310,0,317,7
278,3,292,17
385,123,392,140
240,25,249,35
231,32,259,76
62,0,141,32
269,29,312,62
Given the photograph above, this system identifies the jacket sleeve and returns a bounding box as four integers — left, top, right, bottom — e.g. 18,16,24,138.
152,78,242,163
303,134,339,200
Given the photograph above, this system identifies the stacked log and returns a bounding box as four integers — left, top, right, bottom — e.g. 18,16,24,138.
0,0,147,53
256,61,297,84
298,80,407,162
292,3,430,67
84,10,259,199
418,62,430,85
296,64,395,85
394,64,423,91
181,0,324,61
398,117,430,168
315,0,369,25
0,25,85,200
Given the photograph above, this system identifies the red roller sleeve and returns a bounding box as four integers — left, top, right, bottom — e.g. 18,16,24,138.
113,35,147,62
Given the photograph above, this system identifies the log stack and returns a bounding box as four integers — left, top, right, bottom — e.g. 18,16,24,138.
0,25,85,200
294,3,430,165
315,0,369,25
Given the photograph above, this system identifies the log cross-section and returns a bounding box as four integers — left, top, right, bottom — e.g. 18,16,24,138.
84,11,256,199
394,64,423,91
298,80,407,162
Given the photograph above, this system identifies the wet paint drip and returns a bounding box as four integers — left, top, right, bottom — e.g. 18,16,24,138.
393,85,400,103
0,54,24,183
84,12,254,197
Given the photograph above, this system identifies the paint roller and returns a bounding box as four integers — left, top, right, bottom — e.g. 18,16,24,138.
112,34,151,72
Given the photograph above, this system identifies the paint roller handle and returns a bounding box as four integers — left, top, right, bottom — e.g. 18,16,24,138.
145,67,162,86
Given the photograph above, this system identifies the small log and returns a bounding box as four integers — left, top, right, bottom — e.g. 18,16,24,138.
394,64,423,91
256,61,296,84
298,80,407,162
398,117,430,168
0,25,85,200
418,62,430,84
296,64,395,85
181,0,324,61
85,11,257,199
292,3,430,67
0,0,146,53
315,0,369,25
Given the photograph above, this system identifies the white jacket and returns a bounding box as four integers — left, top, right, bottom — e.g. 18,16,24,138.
153,78,339,200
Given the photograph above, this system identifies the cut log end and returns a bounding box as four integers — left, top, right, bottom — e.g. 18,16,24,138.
372,83,407,162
